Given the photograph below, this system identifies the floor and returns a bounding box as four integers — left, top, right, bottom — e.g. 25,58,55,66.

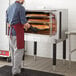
0,55,76,76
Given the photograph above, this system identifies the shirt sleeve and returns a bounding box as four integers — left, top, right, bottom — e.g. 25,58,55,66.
6,10,8,23
19,6,27,24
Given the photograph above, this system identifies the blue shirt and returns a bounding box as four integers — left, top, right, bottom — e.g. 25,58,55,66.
6,2,27,35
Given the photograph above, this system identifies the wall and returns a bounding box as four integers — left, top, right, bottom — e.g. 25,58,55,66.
0,0,76,61
0,0,9,50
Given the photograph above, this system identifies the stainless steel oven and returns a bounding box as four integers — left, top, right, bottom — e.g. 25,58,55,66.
25,9,68,40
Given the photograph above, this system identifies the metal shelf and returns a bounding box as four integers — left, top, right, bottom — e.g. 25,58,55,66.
26,16,50,18
28,21,52,24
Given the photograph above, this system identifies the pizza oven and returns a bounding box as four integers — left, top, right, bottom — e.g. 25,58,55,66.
25,9,68,40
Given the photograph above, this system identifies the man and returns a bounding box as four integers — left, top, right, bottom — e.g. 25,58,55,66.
6,0,31,76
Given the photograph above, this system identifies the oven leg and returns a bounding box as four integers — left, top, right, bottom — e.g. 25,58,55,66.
63,40,66,64
34,41,37,61
68,34,71,68
22,40,26,68
53,43,56,71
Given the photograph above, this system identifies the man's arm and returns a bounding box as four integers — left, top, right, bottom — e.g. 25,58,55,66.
19,7,27,24
19,7,31,30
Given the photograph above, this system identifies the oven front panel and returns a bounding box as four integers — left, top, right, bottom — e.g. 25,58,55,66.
25,10,57,35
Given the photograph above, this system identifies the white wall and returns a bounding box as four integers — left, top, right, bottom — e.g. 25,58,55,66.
0,0,76,61
0,0,9,50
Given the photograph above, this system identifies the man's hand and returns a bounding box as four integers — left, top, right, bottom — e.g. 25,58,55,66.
23,23,31,31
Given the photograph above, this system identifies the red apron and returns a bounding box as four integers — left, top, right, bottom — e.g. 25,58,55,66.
12,23,24,49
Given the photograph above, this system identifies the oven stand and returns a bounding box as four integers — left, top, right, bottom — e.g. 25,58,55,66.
63,40,66,64
53,39,66,71
53,43,56,71
33,39,66,71
34,41,37,61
